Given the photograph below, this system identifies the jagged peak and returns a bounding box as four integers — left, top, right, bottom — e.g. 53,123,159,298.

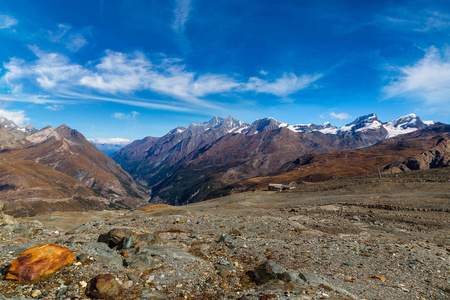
338,113,382,133
207,115,224,125
252,117,280,125
346,113,378,126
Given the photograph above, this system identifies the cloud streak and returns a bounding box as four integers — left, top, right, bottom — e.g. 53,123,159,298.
380,10,450,32
0,15,17,29
45,104,65,111
383,46,450,105
112,111,139,120
172,0,192,33
330,112,351,120
245,73,323,97
48,24,88,52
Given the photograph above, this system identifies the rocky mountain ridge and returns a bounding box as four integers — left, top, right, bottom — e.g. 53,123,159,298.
0,117,37,134
112,113,437,205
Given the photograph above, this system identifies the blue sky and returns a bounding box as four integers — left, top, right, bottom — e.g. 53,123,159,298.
1,0,450,141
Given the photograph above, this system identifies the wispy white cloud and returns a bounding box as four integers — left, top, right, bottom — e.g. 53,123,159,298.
1,48,323,111
66,33,87,52
48,24,88,52
329,112,351,120
80,51,151,94
3,46,86,91
0,109,29,125
111,111,140,120
88,137,131,145
61,92,195,113
172,0,192,33
245,72,323,97
45,104,65,111
380,10,450,32
383,46,450,105
0,15,17,29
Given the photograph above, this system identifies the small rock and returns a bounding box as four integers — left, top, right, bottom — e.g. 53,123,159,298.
55,285,68,298
141,290,168,300
77,253,88,263
79,281,88,288
128,273,140,282
122,280,134,289
372,275,386,282
218,259,231,265
344,275,356,282
259,294,276,300
86,274,124,299
215,260,233,277
249,261,291,284
31,290,41,297
133,241,148,248
98,228,161,250
124,253,159,272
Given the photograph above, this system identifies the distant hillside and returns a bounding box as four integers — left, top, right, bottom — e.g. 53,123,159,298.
225,123,450,193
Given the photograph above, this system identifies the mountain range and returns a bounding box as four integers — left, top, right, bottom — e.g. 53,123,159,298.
111,113,442,205
0,113,447,214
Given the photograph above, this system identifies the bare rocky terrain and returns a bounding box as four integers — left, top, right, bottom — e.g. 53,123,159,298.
0,168,449,299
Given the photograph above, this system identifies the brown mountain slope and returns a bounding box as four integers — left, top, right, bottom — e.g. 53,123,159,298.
0,125,148,212
0,158,106,216
229,123,450,191
384,136,450,172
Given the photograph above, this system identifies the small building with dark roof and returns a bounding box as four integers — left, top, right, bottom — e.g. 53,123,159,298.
268,183,295,191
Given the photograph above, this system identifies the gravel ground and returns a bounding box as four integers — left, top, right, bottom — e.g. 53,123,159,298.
0,172,449,299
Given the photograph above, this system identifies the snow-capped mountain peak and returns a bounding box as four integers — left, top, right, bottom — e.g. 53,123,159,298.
0,116,37,133
383,114,427,138
246,117,283,135
338,113,382,133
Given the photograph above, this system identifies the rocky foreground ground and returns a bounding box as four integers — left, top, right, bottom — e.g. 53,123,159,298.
0,171,449,300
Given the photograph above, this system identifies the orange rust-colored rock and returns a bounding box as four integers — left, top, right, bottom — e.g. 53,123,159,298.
372,274,386,282
6,244,75,281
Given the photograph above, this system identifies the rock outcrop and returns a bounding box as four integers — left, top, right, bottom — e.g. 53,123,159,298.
0,201,16,225
97,228,161,250
385,137,450,172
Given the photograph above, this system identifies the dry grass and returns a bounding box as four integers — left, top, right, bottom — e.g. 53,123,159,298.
138,204,173,211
